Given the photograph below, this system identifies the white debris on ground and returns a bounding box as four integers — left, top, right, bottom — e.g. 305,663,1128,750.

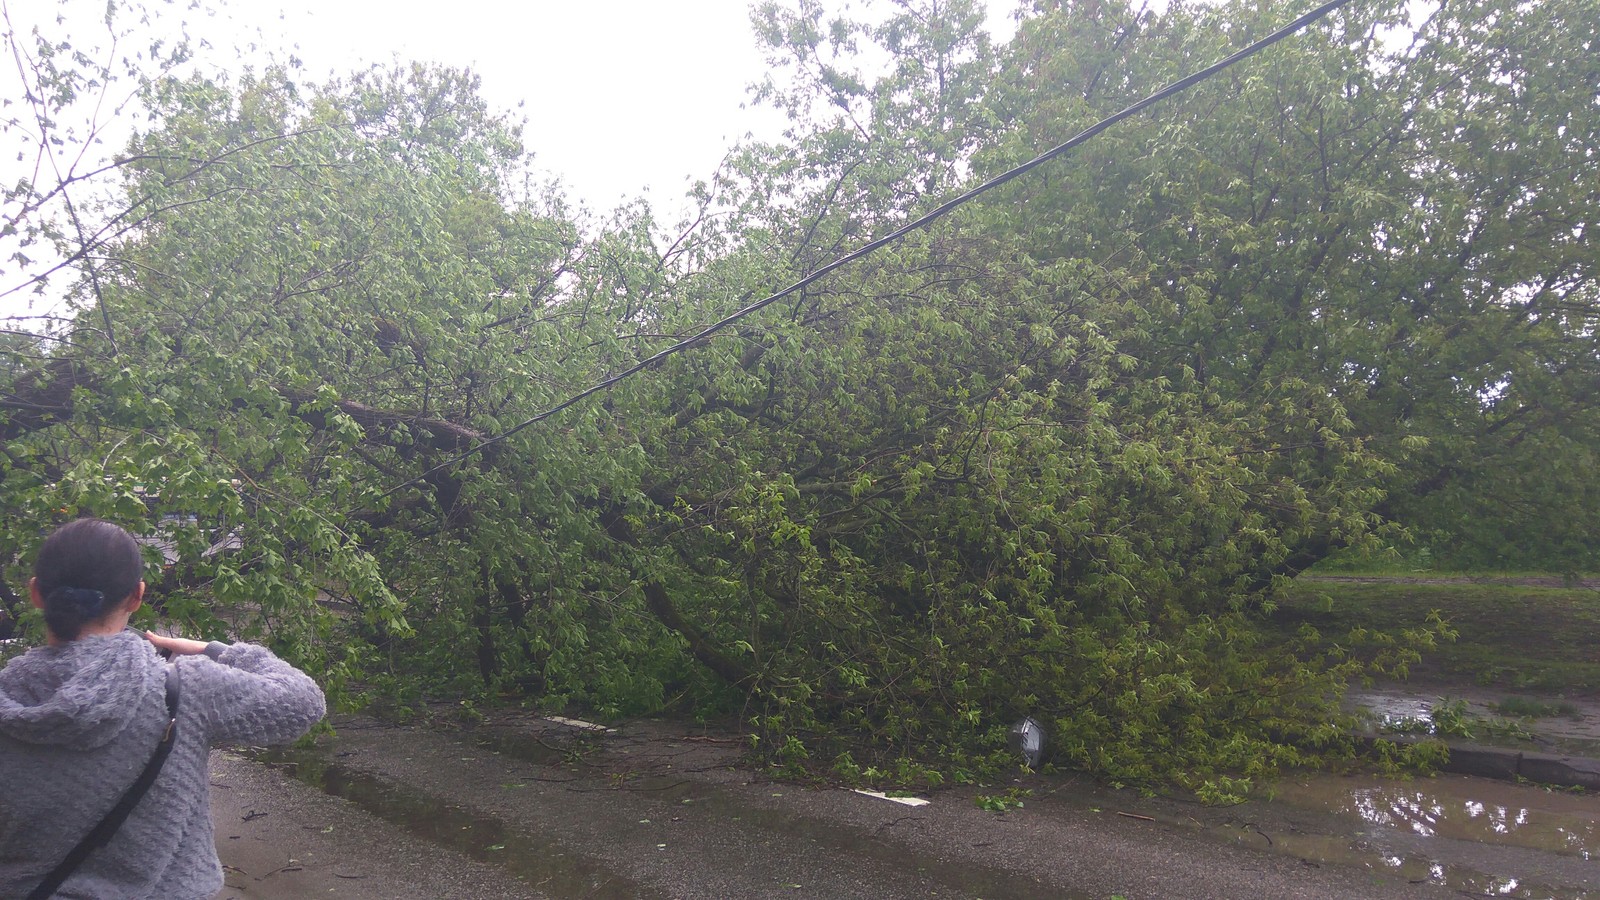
543,716,616,733
851,789,930,807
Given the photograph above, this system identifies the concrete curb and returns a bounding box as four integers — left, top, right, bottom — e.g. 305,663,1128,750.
1362,733,1600,790
1515,750,1600,790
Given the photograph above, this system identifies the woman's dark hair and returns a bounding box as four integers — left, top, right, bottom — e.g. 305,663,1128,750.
33,518,144,641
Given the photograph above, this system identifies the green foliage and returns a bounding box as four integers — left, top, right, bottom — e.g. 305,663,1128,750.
1426,698,1475,740
1492,697,1581,720
1275,579,1600,692
1382,697,1535,744
1194,776,1252,807
3,0,1594,797
974,787,1031,813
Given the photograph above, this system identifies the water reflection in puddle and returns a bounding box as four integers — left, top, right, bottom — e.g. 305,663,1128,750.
1209,773,1598,899
1349,690,1600,757
1274,775,1596,858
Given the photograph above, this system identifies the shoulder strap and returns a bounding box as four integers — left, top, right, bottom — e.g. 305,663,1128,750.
27,665,182,900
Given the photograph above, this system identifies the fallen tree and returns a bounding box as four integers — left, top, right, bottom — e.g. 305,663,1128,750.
3,0,1593,791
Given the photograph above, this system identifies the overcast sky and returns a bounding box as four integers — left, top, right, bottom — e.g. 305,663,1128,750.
238,0,794,210
2,0,1021,318
2,0,796,317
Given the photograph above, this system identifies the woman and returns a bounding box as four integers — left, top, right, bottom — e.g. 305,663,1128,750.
0,518,326,899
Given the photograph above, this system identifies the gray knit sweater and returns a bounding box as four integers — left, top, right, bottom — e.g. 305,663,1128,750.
0,630,325,899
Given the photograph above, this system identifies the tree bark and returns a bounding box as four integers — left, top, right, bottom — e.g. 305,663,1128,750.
641,580,754,687
1,361,486,452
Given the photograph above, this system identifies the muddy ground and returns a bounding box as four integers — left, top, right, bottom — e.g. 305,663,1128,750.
208,709,1598,900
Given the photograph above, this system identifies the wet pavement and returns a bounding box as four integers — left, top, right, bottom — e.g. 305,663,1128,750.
1349,684,1600,753
211,750,539,898
1187,773,1597,899
207,707,1600,899
1347,684,1600,790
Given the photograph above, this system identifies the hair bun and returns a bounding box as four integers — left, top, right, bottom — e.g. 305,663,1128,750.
48,586,107,614
34,518,142,641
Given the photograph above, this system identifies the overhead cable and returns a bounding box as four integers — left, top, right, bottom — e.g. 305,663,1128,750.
371,0,1361,504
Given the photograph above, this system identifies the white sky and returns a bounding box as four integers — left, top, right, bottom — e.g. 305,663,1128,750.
2,0,1028,318
4,0,1020,317
2,0,795,317
237,0,792,210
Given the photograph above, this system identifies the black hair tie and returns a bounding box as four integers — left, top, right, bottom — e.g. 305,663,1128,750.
49,586,107,612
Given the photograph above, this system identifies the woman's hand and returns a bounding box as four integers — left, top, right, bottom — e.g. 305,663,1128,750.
144,631,212,656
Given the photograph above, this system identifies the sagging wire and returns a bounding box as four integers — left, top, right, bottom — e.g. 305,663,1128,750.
369,0,1362,506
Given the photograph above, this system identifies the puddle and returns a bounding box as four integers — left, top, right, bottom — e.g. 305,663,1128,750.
1202,773,1598,900
252,748,655,899
1354,693,1440,731
1349,689,1600,757
1298,777,1597,856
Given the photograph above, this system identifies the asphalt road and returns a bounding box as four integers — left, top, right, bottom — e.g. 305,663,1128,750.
202,710,1575,900
211,751,538,899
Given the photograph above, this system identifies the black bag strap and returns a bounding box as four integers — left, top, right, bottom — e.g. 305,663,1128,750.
27,665,181,900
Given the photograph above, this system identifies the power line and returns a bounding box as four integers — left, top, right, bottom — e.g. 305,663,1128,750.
370,0,1361,504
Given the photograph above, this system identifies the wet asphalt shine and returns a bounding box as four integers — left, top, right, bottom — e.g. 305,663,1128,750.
206,708,1598,899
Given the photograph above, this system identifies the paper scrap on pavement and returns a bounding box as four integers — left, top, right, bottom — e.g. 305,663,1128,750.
852,789,931,807
544,716,615,733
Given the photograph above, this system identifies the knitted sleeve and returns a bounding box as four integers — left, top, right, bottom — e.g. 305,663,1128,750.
180,643,326,746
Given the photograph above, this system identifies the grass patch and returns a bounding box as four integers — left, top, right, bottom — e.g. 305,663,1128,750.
1271,576,1600,693
1492,697,1582,719
1308,546,1595,582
